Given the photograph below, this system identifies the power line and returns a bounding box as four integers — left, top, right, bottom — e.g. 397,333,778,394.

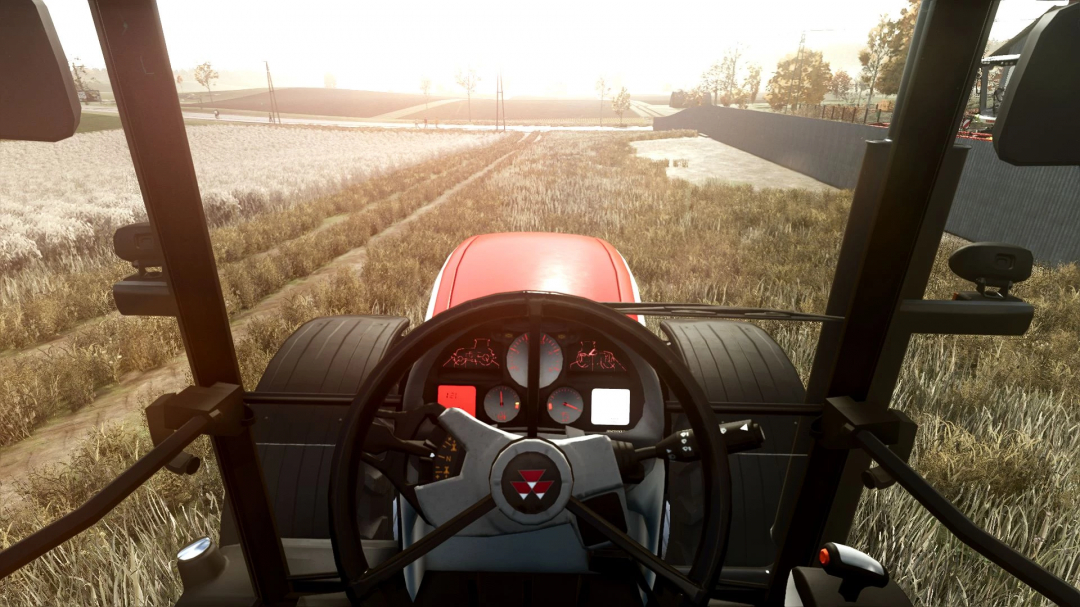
264,61,282,125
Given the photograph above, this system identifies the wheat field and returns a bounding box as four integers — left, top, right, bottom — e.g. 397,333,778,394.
0,131,1076,606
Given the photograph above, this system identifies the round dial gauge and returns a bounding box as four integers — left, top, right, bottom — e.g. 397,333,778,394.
506,333,563,388
483,386,521,423
547,387,584,425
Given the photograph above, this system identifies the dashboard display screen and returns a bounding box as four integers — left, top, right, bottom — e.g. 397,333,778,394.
438,385,476,416
590,388,631,425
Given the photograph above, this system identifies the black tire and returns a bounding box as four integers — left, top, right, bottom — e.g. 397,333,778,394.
219,315,408,544
660,320,811,572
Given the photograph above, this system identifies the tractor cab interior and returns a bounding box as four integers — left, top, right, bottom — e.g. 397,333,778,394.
1,1,1079,606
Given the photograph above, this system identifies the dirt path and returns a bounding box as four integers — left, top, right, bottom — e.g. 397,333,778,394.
371,98,465,120
0,138,529,505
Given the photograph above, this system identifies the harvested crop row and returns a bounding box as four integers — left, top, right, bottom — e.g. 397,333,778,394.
0,127,499,275
0,134,522,448
0,133,503,351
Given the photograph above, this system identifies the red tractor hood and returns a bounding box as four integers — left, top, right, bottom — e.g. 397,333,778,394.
425,232,642,321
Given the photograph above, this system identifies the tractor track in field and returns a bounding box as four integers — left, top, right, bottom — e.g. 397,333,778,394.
0,134,532,506
0,156,472,365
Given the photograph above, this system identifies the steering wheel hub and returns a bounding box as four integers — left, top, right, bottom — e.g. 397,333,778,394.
490,439,573,524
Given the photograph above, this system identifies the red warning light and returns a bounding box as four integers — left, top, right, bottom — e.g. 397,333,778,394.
818,548,830,566
437,385,476,416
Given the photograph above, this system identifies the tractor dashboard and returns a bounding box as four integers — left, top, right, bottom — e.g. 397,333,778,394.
413,320,655,440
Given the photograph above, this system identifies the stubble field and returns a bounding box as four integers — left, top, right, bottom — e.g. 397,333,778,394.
0,130,1077,606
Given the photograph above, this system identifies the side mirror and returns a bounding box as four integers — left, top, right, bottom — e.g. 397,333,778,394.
994,3,1080,166
0,0,81,141
949,242,1032,300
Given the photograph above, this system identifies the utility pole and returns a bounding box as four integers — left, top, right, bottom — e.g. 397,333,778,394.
264,61,282,125
781,31,807,112
784,29,834,113
495,72,506,132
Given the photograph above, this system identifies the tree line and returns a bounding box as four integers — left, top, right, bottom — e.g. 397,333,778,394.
673,0,919,112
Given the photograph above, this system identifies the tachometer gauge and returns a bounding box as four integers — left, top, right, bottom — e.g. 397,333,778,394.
506,333,563,388
547,387,584,425
483,386,521,423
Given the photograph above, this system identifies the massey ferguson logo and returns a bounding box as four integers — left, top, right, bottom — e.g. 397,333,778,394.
509,470,554,500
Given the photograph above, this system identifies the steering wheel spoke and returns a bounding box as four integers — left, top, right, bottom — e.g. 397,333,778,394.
351,495,496,598
566,496,707,604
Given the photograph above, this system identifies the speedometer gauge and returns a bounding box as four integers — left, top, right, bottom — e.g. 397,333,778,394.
547,387,584,424
483,386,520,423
506,333,563,388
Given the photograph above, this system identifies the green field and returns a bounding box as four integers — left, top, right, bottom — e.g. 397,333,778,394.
75,112,123,133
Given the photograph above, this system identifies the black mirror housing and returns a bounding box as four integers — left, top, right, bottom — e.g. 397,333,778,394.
949,242,1033,298
0,0,81,141
994,3,1080,166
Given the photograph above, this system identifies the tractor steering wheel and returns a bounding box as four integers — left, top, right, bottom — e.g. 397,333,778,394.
328,292,732,606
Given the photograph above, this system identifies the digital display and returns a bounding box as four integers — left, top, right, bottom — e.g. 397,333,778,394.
591,388,630,425
437,385,476,416
570,340,626,372
443,338,500,370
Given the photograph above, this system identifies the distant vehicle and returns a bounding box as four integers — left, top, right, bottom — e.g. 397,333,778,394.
76,89,101,103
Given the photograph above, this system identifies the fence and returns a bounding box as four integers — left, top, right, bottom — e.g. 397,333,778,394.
782,103,894,126
655,105,1080,264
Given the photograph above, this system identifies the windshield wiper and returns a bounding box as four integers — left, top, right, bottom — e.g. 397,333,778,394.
602,302,843,324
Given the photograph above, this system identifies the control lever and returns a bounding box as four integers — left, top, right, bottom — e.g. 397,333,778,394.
818,542,890,602
645,419,765,462
611,420,765,483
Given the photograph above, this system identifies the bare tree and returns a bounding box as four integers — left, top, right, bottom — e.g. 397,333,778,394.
595,76,611,126
194,61,219,108
455,68,480,122
612,86,631,126
701,61,723,108
420,77,432,109
718,45,743,106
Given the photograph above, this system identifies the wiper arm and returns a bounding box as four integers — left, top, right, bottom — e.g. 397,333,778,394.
603,302,843,323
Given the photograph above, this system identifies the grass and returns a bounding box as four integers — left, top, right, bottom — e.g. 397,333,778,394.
75,113,123,133
0,134,520,448
0,131,1077,606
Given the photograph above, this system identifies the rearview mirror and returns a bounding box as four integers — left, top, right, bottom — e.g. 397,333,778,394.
0,0,81,141
994,3,1079,166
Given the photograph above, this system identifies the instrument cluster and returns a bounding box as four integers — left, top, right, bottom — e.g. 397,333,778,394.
426,324,644,432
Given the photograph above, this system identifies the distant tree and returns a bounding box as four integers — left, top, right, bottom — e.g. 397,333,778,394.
671,87,710,108
829,70,853,102
876,0,919,97
176,74,185,95
595,76,611,125
420,77,432,109
701,61,723,109
194,62,219,107
859,15,901,108
717,46,743,106
611,86,631,126
765,49,831,111
455,68,480,122
744,64,762,105
324,73,337,89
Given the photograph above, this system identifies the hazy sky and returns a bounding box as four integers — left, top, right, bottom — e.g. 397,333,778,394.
47,0,1065,97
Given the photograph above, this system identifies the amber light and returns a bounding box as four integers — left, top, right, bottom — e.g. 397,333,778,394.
819,548,830,566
